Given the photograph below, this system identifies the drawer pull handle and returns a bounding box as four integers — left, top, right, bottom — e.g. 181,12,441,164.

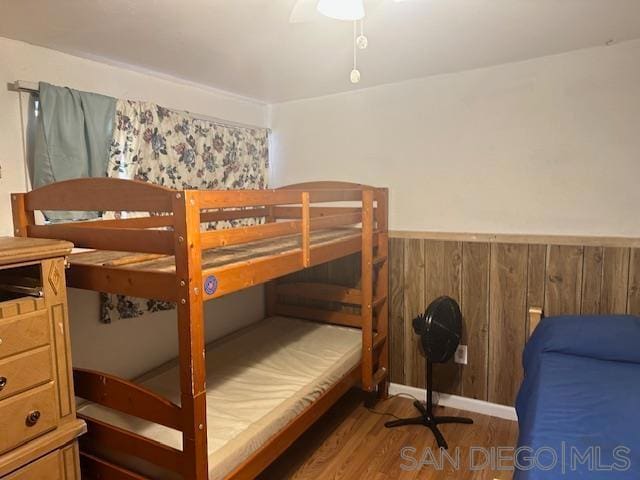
0,376,6,390
25,410,41,427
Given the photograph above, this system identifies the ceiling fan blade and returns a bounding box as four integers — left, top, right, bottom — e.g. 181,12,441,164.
289,0,321,23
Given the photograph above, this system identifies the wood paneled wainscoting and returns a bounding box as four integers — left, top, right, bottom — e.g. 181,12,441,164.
390,231,640,407
283,231,640,408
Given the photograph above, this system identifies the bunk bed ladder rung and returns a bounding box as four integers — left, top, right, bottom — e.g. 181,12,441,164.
372,294,388,310
373,255,387,266
373,332,387,349
372,367,388,386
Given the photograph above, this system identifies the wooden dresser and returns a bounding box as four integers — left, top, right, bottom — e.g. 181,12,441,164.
0,237,85,479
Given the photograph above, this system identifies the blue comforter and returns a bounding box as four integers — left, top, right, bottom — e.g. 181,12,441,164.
515,315,640,479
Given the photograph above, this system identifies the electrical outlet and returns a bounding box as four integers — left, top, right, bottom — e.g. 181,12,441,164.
454,345,468,365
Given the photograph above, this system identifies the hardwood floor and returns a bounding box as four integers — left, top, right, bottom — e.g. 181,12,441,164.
260,390,519,480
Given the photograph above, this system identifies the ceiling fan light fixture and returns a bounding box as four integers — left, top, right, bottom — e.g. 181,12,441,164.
317,0,365,21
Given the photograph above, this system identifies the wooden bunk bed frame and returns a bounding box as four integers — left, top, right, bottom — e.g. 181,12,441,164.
11,178,389,480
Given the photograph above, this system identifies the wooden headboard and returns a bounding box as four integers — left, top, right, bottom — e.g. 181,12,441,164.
528,307,544,338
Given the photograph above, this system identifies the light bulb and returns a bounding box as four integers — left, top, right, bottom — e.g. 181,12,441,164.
317,0,365,21
350,69,361,84
356,34,368,49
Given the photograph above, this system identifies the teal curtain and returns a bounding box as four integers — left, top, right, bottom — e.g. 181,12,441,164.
33,82,116,221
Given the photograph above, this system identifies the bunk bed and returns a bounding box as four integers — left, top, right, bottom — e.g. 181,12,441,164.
11,178,389,480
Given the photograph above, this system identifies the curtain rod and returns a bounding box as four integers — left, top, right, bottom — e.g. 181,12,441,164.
10,80,270,133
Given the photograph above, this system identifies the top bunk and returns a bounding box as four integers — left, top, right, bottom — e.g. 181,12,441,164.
11,178,388,302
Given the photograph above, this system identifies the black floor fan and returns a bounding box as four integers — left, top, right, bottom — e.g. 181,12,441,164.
385,296,473,449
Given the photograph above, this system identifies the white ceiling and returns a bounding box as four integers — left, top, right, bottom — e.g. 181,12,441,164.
1,0,640,103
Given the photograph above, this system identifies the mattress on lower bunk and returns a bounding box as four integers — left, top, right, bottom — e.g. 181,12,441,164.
77,316,362,479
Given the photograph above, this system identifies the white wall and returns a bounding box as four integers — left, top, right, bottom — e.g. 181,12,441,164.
0,37,268,378
3,35,640,377
269,39,640,237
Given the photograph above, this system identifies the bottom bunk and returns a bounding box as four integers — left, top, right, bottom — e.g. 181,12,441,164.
77,316,363,479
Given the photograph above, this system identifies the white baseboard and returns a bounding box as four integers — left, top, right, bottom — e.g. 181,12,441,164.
388,383,518,422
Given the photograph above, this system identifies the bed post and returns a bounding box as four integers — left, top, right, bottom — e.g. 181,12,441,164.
375,188,390,399
301,191,311,267
361,189,375,392
11,192,35,237
528,307,543,338
265,205,277,317
173,190,208,480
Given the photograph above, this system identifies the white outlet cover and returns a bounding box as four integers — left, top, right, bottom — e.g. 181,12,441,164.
454,345,468,365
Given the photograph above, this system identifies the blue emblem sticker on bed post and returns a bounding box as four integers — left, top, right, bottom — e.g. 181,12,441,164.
204,275,218,296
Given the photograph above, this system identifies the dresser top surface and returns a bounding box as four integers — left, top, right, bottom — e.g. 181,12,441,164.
0,237,73,266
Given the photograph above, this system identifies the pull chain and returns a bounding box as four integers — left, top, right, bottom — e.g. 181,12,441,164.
357,19,368,49
350,20,361,83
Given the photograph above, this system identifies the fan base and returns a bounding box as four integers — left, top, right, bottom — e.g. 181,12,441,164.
384,400,473,450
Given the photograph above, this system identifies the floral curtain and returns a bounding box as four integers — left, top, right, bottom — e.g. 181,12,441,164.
100,100,269,323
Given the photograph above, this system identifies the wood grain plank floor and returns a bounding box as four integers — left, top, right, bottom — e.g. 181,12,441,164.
260,390,518,480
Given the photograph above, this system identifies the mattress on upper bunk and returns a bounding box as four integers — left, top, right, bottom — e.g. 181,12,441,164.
77,316,362,479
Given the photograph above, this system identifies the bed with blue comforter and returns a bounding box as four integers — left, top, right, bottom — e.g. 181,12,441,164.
515,314,640,479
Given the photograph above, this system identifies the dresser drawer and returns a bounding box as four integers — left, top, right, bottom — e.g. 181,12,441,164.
2,449,63,480
0,382,58,455
0,297,45,319
0,347,53,401
0,307,49,361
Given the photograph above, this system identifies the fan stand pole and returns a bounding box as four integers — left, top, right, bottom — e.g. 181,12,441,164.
426,357,434,413
384,359,474,450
